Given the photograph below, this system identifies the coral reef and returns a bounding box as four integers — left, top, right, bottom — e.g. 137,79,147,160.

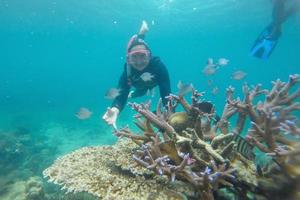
0,127,58,176
43,74,300,200
0,176,45,200
43,139,194,199
0,128,30,173
0,125,62,200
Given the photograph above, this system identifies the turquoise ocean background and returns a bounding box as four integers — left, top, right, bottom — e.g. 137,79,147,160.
0,0,299,199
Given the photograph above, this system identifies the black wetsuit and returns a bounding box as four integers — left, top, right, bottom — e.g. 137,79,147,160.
112,56,171,111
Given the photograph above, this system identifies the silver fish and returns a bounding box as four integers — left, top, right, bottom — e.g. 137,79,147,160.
75,107,92,120
202,58,219,76
202,65,219,76
177,80,193,96
105,88,121,99
158,0,174,10
232,70,247,80
140,72,154,82
218,58,229,66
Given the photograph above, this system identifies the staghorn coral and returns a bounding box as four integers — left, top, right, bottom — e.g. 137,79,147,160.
236,75,300,174
223,74,300,199
241,75,300,151
119,75,299,199
44,74,300,200
114,100,243,199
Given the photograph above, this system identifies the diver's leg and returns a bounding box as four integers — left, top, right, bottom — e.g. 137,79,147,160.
272,0,285,25
282,2,300,23
250,0,286,59
270,0,285,38
270,1,300,38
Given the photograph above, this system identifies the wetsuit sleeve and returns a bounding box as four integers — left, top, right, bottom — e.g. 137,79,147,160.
111,66,130,112
156,59,171,107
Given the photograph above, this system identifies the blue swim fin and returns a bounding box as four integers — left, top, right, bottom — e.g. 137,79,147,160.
250,24,281,60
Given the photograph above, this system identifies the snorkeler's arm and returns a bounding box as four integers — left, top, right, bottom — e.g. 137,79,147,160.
155,58,171,107
111,65,131,112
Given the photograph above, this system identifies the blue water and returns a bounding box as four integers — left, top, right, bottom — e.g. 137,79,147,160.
0,0,299,199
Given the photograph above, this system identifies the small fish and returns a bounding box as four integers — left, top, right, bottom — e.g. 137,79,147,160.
207,79,213,87
218,58,229,66
195,101,214,114
105,88,121,99
140,72,154,82
75,107,92,120
202,65,219,76
211,86,219,95
177,80,193,96
232,70,247,80
158,0,174,10
202,58,219,76
231,134,255,160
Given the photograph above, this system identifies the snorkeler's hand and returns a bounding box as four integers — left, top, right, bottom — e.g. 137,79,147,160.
102,107,119,130
139,20,149,35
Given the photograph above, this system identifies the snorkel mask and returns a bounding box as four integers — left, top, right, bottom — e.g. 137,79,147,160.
126,34,151,70
127,49,151,66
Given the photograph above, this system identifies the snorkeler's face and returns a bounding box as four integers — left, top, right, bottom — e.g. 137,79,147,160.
127,45,150,71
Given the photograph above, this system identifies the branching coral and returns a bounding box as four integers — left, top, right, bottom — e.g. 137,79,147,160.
44,74,300,200
243,75,300,156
